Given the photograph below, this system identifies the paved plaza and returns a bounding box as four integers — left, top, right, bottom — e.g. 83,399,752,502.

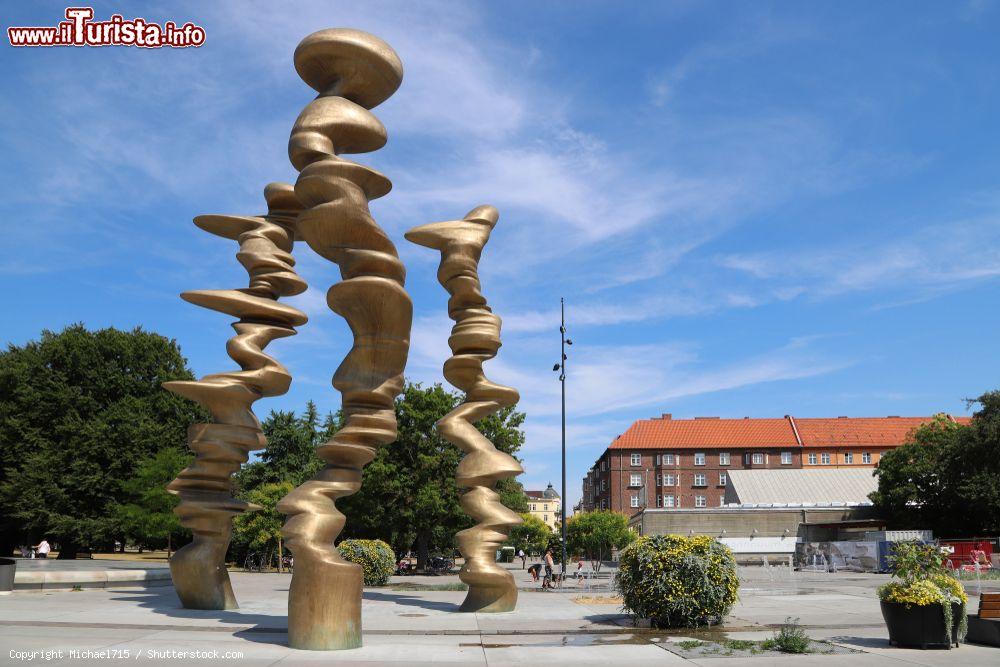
1,563,999,665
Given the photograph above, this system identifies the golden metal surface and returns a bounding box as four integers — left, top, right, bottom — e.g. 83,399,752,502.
277,28,412,650
405,205,524,613
163,183,307,610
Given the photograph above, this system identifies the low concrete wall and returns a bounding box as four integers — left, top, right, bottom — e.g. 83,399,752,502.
633,507,876,539
14,567,172,591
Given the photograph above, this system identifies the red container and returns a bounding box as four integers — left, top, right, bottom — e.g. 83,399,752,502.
940,540,994,569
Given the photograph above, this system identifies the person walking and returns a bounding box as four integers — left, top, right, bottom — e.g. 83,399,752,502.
543,548,555,589
518,548,526,569
33,539,51,559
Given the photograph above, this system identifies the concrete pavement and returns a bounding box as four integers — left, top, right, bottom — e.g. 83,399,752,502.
0,566,998,665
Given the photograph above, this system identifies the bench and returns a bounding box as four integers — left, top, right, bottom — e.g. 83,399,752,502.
980,592,1000,620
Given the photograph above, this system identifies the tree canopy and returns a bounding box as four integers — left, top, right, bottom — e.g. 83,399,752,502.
505,512,552,555
233,481,294,569
871,393,1000,537
243,383,529,567
566,510,636,572
112,446,191,554
0,325,206,557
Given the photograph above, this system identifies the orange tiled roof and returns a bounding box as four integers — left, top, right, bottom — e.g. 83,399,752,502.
795,416,969,447
608,415,969,450
610,417,798,449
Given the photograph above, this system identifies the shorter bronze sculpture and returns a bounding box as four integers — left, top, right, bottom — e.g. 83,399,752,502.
164,183,307,609
406,205,523,612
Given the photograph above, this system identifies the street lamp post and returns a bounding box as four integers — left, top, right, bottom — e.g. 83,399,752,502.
553,298,572,582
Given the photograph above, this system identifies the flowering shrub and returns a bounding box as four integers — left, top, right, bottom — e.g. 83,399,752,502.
337,539,395,586
616,534,739,627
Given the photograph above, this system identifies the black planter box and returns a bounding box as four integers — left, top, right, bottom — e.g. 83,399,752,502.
0,558,14,593
880,600,962,649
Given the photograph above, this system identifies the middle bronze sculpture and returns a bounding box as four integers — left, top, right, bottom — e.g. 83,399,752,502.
406,205,524,613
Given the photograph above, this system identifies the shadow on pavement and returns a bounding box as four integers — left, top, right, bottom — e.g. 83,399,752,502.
363,590,460,612
110,588,288,645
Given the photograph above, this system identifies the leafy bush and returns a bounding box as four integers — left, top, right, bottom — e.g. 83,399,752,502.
761,617,810,654
337,539,395,586
616,534,738,628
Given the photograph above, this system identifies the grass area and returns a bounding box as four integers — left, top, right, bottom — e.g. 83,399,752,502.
390,582,468,591
955,569,1000,580
676,640,706,650
92,551,171,562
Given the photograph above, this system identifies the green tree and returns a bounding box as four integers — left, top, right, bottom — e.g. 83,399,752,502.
566,510,636,572
505,513,552,555
236,401,327,492
233,481,294,571
113,447,191,555
871,398,1000,537
0,325,206,557
338,383,529,568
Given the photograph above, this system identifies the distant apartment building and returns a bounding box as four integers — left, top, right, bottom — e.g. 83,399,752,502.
580,414,969,514
525,483,561,530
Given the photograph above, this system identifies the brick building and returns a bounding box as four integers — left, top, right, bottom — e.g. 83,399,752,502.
581,414,969,514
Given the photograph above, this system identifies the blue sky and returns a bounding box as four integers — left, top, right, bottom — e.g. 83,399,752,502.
3,1,999,510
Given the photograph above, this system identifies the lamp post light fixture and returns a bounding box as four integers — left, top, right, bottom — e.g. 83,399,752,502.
552,297,572,582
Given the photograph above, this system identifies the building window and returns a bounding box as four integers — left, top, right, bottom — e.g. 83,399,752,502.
719,452,730,465
808,453,817,465
862,452,872,464
781,451,792,465
752,453,764,465
720,496,726,506
821,453,831,465
695,495,706,508
655,474,661,486
601,479,607,491
719,472,727,486
543,514,548,522
694,452,706,466
664,453,675,465
845,452,854,464
630,495,639,508
694,473,706,486
631,453,641,466
663,495,675,508
656,495,662,507
664,473,675,486
630,473,642,487
530,503,535,511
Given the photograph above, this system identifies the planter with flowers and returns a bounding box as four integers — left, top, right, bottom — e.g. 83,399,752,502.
878,541,967,649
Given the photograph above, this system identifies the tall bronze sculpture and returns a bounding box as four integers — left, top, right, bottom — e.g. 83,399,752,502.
405,205,523,613
277,28,412,650
163,183,307,610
